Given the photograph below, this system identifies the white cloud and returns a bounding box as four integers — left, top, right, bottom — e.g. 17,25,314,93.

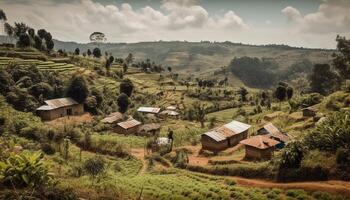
282,0,350,34
281,6,302,22
0,0,249,42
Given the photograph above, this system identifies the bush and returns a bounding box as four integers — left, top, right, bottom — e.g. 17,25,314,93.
83,156,106,180
0,152,54,188
41,143,56,155
305,111,350,152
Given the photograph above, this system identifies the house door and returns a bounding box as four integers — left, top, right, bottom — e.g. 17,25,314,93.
67,108,72,115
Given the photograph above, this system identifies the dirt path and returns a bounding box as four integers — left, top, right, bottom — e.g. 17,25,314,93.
131,148,147,175
233,177,350,196
131,146,350,196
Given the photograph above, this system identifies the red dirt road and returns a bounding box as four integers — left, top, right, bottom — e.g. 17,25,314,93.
233,177,350,196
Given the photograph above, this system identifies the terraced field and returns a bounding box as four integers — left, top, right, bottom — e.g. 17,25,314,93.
0,56,80,73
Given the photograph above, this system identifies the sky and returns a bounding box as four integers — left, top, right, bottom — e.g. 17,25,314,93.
0,0,350,49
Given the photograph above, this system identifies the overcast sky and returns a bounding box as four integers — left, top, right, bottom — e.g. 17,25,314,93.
1,0,349,49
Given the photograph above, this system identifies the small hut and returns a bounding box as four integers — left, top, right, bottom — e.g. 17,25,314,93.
138,123,161,136
201,131,227,152
137,107,161,115
115,119,141,135
101,112,124,124
36,98,84,121
240,136,280,160
257,123,290,148
201,120,251,152
302,107,318,117
159,110,180,119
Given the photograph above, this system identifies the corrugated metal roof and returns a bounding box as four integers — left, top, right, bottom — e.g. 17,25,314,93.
117,119,141,129
101,112,123,123
166,106,177,110
160,110,179,116
137,107,161,114
223,120,251,135
44,97,78,109
203,131,226,142
262,123,290,143
139,123,161,132
36,105,55,111
240,136,280,149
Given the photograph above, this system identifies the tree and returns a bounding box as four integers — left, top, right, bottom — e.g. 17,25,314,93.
309,64,339,95
37,29,47,39
167,67,172,73
117,93,130,113
119,79,134,97
275,84,286,106
87,49,92,57
105,55,114,73
66,75,89,103
125,53,133,65
74,48,80,55
4,22,14,43
193,102,206,128
333,35,350,80
286,86,294,100
93,47,101,58
28,28,35,38
46,39,54,52
238,87,248,102
34,35,42,50
0,9,7,21
14,22,28,37
17,33,31,47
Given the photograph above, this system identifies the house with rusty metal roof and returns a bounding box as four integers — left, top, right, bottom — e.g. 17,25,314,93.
101,112,124,124
36,97,84,121
115,118,142,135
201,120,251,153
240,136,280,160
137,107,161,114
138,123,161,136
257,123,290,148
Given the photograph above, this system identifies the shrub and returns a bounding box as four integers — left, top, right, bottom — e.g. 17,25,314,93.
83,156,106,181
0,152,54,188
304,111,350,152
41,143,56,155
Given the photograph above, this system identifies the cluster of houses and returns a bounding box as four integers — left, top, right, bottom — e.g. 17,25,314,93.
201,121,290,160
36,98,320,161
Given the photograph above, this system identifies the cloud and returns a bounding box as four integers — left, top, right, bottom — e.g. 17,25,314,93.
282,0,350,34
281,6,302,22
0,0,249,42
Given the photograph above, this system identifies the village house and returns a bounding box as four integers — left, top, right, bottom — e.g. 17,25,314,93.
257,123,290,148
115,119,142,135
137,107,161,115
302,107,318,117
138,123,161,136
36,97,84,121
201,120,251,153
101,112,124,124
240,136,280,160
159,110,180,119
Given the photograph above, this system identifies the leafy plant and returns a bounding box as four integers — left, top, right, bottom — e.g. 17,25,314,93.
0,151,54,188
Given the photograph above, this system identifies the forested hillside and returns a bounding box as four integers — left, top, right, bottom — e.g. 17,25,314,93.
53,40,334,88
